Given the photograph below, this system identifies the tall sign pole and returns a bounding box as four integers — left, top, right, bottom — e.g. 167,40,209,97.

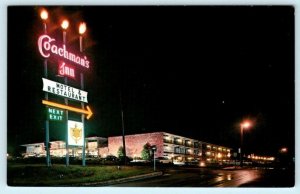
61,20,70,166
79,22,87,166
40,9,51,167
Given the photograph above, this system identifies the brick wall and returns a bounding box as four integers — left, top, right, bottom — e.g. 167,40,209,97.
108,132,164,158
99,147,109,157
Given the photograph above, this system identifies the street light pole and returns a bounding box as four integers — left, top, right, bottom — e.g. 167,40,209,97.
120,91,127,165
240,125,244,167
240,121,251,167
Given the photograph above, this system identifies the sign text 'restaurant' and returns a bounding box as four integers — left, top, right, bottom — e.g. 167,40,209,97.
42,78,88,103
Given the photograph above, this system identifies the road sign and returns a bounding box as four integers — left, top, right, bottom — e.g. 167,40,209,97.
42,78,88,103
42,100,93,119
47,107,64,121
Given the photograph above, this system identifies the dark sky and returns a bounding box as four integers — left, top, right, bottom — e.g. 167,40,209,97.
8,6,294,156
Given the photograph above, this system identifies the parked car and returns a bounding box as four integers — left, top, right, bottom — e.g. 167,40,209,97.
155,157,173,164
104,155,119,161
185,159,199,166
173,160,185,166
119,156,133,163
131,159,150,163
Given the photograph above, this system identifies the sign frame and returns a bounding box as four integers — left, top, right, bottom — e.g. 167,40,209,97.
68,120,84,146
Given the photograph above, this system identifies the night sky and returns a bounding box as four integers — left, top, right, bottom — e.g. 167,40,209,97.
8,6,294,156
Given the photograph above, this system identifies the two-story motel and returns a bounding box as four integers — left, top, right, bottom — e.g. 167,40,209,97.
21,132,232,164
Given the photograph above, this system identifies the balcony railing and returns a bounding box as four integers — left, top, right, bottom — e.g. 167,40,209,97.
163,139,173,144
174,141,184,145
185,142,193,147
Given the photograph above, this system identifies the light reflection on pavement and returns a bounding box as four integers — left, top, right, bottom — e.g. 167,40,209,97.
111,167,290,187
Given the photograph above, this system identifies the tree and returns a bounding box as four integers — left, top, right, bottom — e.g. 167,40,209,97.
117,146,125,158
141,143,151,161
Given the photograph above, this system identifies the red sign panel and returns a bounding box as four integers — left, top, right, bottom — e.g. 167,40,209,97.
58,62,75,79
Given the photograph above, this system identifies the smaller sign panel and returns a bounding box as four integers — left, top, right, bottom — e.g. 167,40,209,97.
68,120,84,146
48,107,64,121
42,78,88,103
58,62,75,79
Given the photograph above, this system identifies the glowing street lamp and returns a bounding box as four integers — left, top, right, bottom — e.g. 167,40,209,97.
241,121,251,129
78,21,87,166
40,9,48,34
79,22,86,52
280,147,288,153
240,120,252,167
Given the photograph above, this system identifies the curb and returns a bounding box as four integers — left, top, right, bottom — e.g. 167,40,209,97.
73,171,163,186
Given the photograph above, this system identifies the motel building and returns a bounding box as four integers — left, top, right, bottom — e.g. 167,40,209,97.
20,132,232,165
21,137,108,158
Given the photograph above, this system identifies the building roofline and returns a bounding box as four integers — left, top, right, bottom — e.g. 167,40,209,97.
108,131,165,138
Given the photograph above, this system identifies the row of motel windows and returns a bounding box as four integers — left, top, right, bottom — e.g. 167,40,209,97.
206,151,231,158
163,137,230,153
163,145,230,157
205,144,230,152
163,138,197,147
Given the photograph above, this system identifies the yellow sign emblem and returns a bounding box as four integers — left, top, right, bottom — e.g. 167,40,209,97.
70,123,82,144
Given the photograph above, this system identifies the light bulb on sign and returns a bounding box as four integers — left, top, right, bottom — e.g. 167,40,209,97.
79,22,86,35
61,20,69,30
40,9,48,20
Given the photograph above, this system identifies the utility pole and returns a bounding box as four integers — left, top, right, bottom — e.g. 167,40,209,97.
120,91,127,165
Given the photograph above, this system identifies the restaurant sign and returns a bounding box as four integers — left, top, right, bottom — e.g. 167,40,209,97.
42,78,88,103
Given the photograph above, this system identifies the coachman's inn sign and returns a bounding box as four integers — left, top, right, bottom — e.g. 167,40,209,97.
38,34,90,69
38,9,92,166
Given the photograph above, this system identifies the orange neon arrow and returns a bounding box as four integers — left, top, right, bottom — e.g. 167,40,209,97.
42,100,93,119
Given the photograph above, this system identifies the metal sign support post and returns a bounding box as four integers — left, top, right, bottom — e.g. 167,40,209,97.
81,73,86,166
63,30,69,166
43,21,51,167
44,59,50,167
65,76,69,166
80,35,86,166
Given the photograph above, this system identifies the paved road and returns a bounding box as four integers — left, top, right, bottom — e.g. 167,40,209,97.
112,166,294,187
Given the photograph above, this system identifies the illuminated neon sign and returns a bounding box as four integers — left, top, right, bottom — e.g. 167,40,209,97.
42,100,93,119
42,78,88,103
38,34,90,69
48,107,64,121
59,62,75,79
